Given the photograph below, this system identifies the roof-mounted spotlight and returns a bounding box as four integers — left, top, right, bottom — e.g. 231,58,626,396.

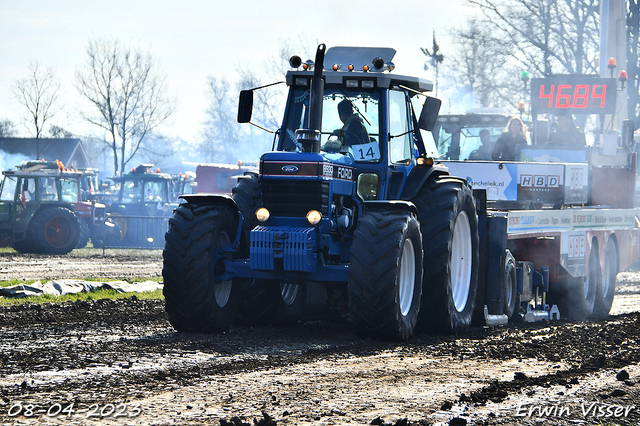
289,55,302,68
371,57,394,72
302,59,315,71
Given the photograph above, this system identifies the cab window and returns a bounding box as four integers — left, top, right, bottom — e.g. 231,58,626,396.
60,179,79,202
389,90,413,163
0,176,17,202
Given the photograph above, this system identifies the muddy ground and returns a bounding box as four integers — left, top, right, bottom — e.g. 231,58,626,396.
0,250,639,426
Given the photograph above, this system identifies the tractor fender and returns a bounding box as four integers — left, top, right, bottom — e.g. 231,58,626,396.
399,163,449,201
178,194,244,251
363,200,419,217
179,194,240,213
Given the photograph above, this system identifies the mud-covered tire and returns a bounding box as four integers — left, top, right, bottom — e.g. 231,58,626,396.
231,172,262,254
593,240,617,319
29,207,81,255
348,211,423,341
412,177,479,334
554,243,599,321
237,281,306,326
162,202,241,333
76,220,90,249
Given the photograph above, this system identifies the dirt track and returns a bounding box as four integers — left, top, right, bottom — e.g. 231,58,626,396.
0,251,639,425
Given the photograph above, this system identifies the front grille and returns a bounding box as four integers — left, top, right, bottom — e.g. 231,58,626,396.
262,180,329,217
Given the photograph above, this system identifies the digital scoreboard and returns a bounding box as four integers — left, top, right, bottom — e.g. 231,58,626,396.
530,76,617,114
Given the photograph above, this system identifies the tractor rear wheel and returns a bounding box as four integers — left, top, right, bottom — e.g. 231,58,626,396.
348,210,423,341
593,240,618,318
552,242,598,321
30,207,81,254
162,202,241,332
412,177,479,334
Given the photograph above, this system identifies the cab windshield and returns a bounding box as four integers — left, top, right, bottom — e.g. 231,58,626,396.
281,87,381,162
435,125,506,161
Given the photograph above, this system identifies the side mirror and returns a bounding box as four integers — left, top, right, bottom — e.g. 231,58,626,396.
237,90,254,123
418,97,442,131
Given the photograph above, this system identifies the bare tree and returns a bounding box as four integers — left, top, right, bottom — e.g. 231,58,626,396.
199,77,239,163
0,119,17,137
48,125,73,139
444,21,520,109
445,0,600,112
467,0,599,75
76,38,174,174
11,61,62,147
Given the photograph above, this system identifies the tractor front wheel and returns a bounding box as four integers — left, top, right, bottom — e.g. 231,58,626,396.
348,210,423,341
412,177,479,335
162,202,241,332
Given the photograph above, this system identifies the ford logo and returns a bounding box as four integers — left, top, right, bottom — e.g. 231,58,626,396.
282,165,299,173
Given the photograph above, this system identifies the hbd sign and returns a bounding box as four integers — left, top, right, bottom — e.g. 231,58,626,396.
520,174,560,188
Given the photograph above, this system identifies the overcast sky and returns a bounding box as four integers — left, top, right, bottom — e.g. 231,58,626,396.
0,0,472,142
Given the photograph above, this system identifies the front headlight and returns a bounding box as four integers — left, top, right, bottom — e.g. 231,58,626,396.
306,210,322,225
256,207,270,223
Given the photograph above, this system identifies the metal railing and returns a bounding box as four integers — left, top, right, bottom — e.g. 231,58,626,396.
102,214,169,250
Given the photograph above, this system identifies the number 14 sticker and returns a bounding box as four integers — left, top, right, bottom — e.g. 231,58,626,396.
354,141,380,161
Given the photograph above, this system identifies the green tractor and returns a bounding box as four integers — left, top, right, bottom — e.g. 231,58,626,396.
0,160,115,253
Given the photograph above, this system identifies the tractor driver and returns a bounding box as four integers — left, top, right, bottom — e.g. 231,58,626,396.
324,99,370,152
336,99,369,147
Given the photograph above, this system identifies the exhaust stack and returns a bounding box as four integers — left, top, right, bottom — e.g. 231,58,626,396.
296,43,326,153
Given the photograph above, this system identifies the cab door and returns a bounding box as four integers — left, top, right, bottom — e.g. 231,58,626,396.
14,177,38,224
0,175,18,223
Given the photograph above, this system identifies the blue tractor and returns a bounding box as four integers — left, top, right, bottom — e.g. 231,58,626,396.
162,45,480,340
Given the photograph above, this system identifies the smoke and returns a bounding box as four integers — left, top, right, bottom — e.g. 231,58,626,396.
0,151,31,176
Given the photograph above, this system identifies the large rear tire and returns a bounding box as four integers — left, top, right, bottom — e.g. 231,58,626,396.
348,211,423,341
162,202,241,333
29,207,81,255
412,177,479,334
593,240,617,319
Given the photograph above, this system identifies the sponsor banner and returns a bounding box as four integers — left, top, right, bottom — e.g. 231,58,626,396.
441,161,516,200
441,161,588,204
508,209,638,234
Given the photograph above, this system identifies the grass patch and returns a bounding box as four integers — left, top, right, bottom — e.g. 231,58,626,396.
0,277,164,306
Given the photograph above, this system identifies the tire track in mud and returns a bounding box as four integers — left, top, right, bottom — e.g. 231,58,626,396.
0,297,639,425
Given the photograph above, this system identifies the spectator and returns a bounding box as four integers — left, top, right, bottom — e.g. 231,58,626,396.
547,110,586,147
468,129,492,160
492,117,527,161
